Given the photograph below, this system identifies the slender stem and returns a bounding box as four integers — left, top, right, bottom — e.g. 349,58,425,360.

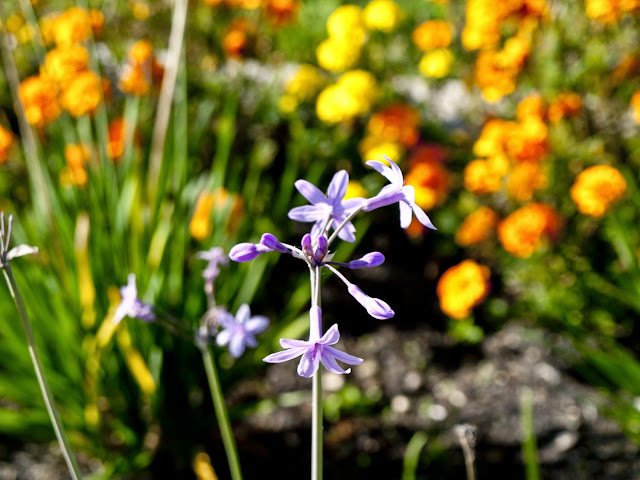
327,207,363,247
311,264,323,480
454,424,476,480
1,264,83,480
201,345,243,480
146,0,188,211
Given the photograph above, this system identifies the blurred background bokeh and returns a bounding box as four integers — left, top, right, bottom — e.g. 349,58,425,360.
1,0,640,478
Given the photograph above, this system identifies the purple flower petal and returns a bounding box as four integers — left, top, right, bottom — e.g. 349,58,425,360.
260,233,290,253
229,334,246,358
347,284,395,319
297,349,320,378
229,243,272,262
245,316,269,334
327,170,349,206
323,345,363,366
216,329,231,346
294,179,327,205
346,252,385,269
317,324,340,345
320,350,352,374
280,338,310,348
264,347,307,363
288,204,330,222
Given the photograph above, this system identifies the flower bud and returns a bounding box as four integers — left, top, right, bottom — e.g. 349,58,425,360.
229,242,272,262
347,284,394,319
260,233,289,253
347,252,385,269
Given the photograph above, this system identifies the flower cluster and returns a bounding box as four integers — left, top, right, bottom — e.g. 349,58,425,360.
230,158,436,377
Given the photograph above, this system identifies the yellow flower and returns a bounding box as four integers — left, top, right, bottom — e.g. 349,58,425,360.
506,163,548,201
316,70,378,124
327,5,366,44
570,165,627,217
437,260,491,319
52,7,92,46
337,70,378,111
498,203,561,258
585,0,619,23
0,125,14,163
345,180,368,200
190,192,215,241
60,143,91,187
455,206,500,246
412,20,453,51
363,0,401,32
18,75,61,128
128,40,154,66
118,65,151,96
516,94,546,122
360,138,403,163
62,71,102,117
284,64,325,102
40,44,89,86
316,38,362,72
463,157,508,194
419,49,454,78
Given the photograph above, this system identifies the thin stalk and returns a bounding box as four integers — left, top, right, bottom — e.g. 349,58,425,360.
454,424,476,480
327,206,363,247
201,345,243,480
311,264,323,480
520,388,540,480
1,264,83,480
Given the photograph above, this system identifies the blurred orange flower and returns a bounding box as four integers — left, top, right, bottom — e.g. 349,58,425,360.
190,192,215,241
412,20,453,51
51,7,92,46
570,165,627,217
405,159,450,210
547,92,582,123
107,118,127,160
62,71,102,117
437,260,491,319
463,156,509,194
223,19,254,59
498,202,561,257
505,118,548,163
367,103,420,147
40,44,89,86
0,126,14,163
264,0,300,26
516,94,546,122
630,90,640,123
61,143,91,187
18,75,61,128
455,206,500,246
507,163,548,201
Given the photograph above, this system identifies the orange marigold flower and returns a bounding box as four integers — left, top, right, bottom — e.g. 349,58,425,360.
128,40,154,66
506,163,548,201
223,19,253,59
547,92,582,123
367,103,420,147
264,0,300,26
62,71,102,117
585,0,620,23
630,90,640,123
570,165,627,217
408,144,448,167
455,206,500,246
498,202,561,257
40,44,89,86
18,75,61,128
437,260,491,319
473,119,511,158
64,143,91,170
118,65,150,96
52,7,92,46
0,125,14,163
505,118,548,163
90,9,105,37
190,192,215,241
516,94,546,122
412,20,453,51
474,50,518,101
463,156,509,194
405,160,450,210
107,118,127,160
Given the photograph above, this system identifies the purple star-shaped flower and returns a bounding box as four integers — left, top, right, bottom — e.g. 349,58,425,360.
363,157,436,230
288,170,364,242
196,247,229,284
216,304,269,358
263,307,363,378
113,274,155,325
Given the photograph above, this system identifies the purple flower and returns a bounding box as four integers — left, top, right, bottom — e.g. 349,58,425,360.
347,284,394,320
216,304,269,358
196,247,228,283
229,242,273,262
263,307,363,378
328,252,385,269
288,170,365,243
113,274,155,325
363,157,436,230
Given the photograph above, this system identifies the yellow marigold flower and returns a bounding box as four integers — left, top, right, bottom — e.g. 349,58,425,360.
437,260,491,319
498,202,561,258
316,85,356,124
462,0,501,50
0,125,14,163
507,163,547,201
419,49,454,78
547,92,582,123
474,50,518,102
345,180,368,200
367,103,420,147
90,9,105,36
60,166,88,187
405,160,450,210
455,206,499,246
316,38,362,72
132,1,151,21
190,192,214,241
412,20,453,51
278,95,298,114
18,75,61,128
39,13,60,46
463,156,509,194
363,0,401,32
360,139,403,163
631,90,640,123
128,40,154,66
570,165,627,217
516,94,546,122
40,44,89,86
62,71,101,117
52,7,92,46
327,5,366,44
585,0,619,23
337,70,378,107
284,64,326,102
473,119,511,158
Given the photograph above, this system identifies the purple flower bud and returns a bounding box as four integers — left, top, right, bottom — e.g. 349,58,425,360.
346,252,385,269
229,242,272,262
301,233,313,257
314,235,328,263
347,284,394,319
260,233,289,253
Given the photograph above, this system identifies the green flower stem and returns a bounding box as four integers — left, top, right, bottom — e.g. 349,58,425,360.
1,264,83,480
200,345,243,480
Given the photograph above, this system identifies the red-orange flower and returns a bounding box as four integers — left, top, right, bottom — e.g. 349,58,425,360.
498,203,561,257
